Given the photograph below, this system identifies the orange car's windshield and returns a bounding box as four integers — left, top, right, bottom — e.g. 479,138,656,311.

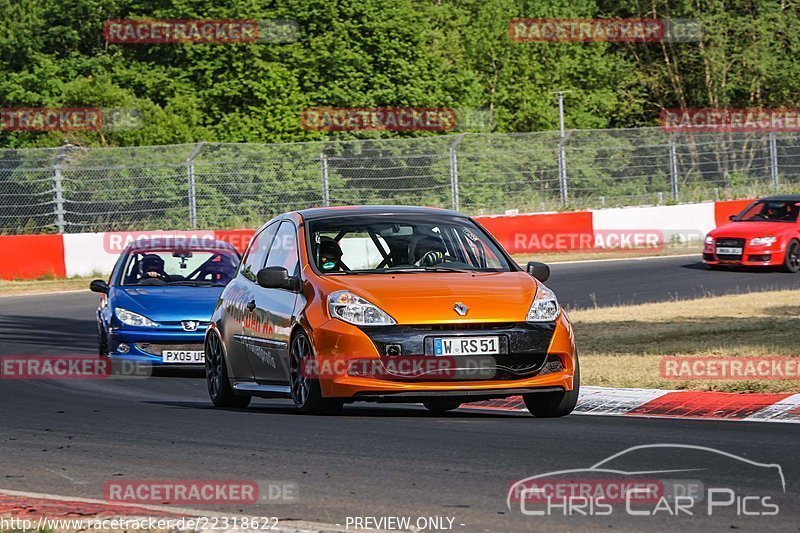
307,215,511,274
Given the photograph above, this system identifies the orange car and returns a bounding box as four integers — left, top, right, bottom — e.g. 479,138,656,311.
204,206,578,416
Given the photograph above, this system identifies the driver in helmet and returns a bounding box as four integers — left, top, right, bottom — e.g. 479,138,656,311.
413,235,448,267
139,254,167,280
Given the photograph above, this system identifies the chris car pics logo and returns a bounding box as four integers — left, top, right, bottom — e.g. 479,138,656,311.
508,444,784,518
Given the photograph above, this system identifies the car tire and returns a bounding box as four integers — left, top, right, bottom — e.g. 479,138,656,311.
422,400,462,414
98,327,108,356
205,332,251,409
783,239,800,273
290,330,342,415
523,359,580,418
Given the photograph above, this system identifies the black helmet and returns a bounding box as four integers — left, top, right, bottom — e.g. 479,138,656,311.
140,254,165,274
318,236,343,271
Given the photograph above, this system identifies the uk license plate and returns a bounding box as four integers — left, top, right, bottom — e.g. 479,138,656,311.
162,350,204,363
433,336,500,356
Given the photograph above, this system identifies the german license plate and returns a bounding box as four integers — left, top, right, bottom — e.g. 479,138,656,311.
162,350,204,363
433,336,500,356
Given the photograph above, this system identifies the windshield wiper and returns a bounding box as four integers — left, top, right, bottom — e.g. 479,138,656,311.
327,266,484,274
422,266,473,273
167,280,214,286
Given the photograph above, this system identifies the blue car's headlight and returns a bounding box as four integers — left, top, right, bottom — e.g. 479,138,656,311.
115,307,158,327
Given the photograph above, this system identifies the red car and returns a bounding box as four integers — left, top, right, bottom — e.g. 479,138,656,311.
704,195,800,272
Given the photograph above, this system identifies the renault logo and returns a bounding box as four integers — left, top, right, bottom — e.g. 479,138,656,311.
181,320,199,332
453,303,468,316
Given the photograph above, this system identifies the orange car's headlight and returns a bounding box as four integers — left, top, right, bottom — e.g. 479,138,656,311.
526,285,560,322
328,290,396,326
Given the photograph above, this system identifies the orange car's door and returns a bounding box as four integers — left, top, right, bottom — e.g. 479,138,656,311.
249,221,299,384
229,222,278,381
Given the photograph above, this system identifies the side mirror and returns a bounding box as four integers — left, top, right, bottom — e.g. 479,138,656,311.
89,279,109,294
526,261,550,283
256,266,300,291
728,214,737,221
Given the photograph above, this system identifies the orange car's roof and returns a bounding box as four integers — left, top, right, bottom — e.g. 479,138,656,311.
296,205,465,221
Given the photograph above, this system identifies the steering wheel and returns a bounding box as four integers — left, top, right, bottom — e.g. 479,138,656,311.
417,251,451,267
140,277,166,286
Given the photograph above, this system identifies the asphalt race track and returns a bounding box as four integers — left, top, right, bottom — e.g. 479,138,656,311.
548,255,800,309
1,255,799,532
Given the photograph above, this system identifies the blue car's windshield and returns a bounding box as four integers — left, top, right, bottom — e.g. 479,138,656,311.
120,249,240,286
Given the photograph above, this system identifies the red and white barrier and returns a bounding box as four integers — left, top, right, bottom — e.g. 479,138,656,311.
465,386,800,423
0,234,66,280
0,199,757,280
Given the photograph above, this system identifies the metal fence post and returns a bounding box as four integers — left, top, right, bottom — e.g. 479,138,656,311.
187,141,205,229
320,152,330,207
769,131,779,192
52,146,68,234
669,134,679,201
557,131,572,207
449,134,465,211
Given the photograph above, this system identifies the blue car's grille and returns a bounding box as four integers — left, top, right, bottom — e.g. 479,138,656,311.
135,342,204,356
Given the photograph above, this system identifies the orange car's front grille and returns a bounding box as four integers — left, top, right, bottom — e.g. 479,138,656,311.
360,322,557,361
414,323,516,331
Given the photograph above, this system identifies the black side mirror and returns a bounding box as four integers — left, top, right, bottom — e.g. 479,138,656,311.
256,266,300,291
526,261,550,283
728,214,737,221
89,279,109,294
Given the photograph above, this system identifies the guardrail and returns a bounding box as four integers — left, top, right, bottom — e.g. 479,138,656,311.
0,199,750,280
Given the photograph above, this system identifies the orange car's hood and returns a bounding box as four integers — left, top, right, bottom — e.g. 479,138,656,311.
321,271,539,324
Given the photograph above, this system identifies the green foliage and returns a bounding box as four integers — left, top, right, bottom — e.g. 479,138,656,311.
2,0,800,231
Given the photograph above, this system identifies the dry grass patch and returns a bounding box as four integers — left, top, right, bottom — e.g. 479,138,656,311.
571,289,800,393
0,276,96,296
513,243,700,264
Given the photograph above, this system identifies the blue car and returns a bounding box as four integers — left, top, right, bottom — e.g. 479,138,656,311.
90,239,241,367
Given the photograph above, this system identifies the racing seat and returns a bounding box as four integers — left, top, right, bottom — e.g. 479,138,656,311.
198,257,235,284
318,236,348,272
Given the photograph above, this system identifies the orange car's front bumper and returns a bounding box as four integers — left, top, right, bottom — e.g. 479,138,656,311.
308,313,577,400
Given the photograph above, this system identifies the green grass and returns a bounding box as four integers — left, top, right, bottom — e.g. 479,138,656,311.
573,289,800,393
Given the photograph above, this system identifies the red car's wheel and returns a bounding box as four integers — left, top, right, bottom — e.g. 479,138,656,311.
784,240,800,273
